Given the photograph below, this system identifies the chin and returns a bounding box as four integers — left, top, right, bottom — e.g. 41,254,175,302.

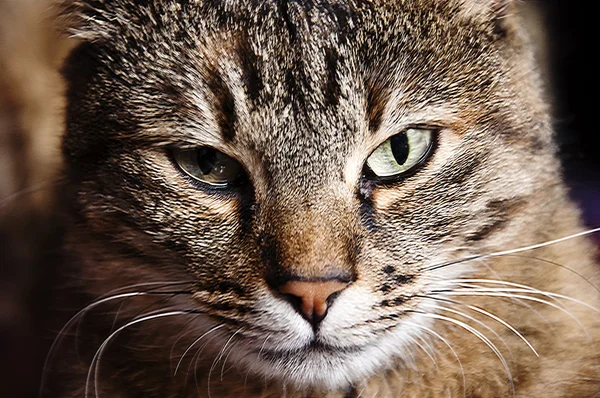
234,345,364,390
231,320,422,391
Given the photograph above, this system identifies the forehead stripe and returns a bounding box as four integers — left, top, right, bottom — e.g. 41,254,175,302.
366,81,389,133
236,34,264,105
205,64,237,142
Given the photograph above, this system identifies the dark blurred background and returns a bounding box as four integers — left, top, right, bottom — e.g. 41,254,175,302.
0,1,598,397
540,1,600,229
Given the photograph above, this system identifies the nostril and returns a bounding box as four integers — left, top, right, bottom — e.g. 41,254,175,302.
278,280,349,326
280,291,304,316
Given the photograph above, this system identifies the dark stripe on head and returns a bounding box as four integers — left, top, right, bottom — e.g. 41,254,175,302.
237,33,263,105
277,0,297,42
324,47,341,107
285,68,309,112
206,64,237,142
329,4,350,31
366,79,389,132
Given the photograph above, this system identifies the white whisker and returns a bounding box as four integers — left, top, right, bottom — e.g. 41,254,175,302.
42,291,145,394
432,291,591,339
99,281,194,298
413,311,515,397
482,228,600,258
403,320,466,398
407,335,438,368
207,328,242,398
424,303,513,356
245,333,272,390
422,295,539,357
86,311,189,398
175,323,226,375
442,279,600,313
425,228,600,272
221,333,243,381
495,254,600,293
169,317,201,371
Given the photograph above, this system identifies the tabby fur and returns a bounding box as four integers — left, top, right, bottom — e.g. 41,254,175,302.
39,0,600,396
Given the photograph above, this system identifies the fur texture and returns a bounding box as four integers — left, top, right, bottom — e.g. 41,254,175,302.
39,0,600,397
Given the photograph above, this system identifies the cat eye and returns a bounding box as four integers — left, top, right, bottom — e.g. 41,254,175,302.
364,128,434,181
172,147,244,188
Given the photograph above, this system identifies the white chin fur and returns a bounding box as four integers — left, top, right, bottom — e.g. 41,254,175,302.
226,291,435,390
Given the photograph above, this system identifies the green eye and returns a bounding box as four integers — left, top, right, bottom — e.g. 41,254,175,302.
365,128,434,180
173,147,244,188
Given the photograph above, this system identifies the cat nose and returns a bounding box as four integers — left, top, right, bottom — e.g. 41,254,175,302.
279,280,349,326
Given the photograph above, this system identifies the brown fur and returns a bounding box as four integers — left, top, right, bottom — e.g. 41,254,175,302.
3,0,599,397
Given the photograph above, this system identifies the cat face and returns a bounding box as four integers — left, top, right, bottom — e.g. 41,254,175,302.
60,0,557,390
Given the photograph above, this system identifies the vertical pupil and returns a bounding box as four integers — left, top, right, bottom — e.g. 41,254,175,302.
390,132,409,165
197,148,216,175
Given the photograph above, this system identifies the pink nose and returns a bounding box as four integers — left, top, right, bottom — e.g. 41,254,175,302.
279,280,348,320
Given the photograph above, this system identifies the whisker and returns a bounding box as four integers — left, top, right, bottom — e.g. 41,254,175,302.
0,177,66,208
110,301,125,332
428,280,571,312
431,291,590,339
86,311,191,398
175,323,226,375
470,258,538,312
441,279,600,313
421,302,513,357
207,328,242,398
410,310,515,397
74,290,194,355
496,254,600,294
425,277,559,331
244,333,272,390
41,291,145,394
420,295,539,357
111,293,182,332
414,334,438,365
169,317,203,371
424,228,600,272
403,320,466,398
406,335,438,368
221,337,241,382
98,281,194,300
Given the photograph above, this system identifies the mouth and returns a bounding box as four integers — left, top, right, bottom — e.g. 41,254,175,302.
255,339,365,361
239,336,379,390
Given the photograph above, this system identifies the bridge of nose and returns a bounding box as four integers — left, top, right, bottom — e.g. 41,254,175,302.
262,198,358,278
259,191,359,325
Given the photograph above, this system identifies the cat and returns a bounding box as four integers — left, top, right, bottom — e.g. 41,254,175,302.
39,0,600,397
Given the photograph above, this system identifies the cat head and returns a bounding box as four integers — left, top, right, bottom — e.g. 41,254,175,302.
57,0,558,390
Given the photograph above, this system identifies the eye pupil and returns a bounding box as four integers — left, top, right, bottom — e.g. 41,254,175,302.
173,147,245,188
390,132,409,165
197,147,216,175
364,128,434,181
